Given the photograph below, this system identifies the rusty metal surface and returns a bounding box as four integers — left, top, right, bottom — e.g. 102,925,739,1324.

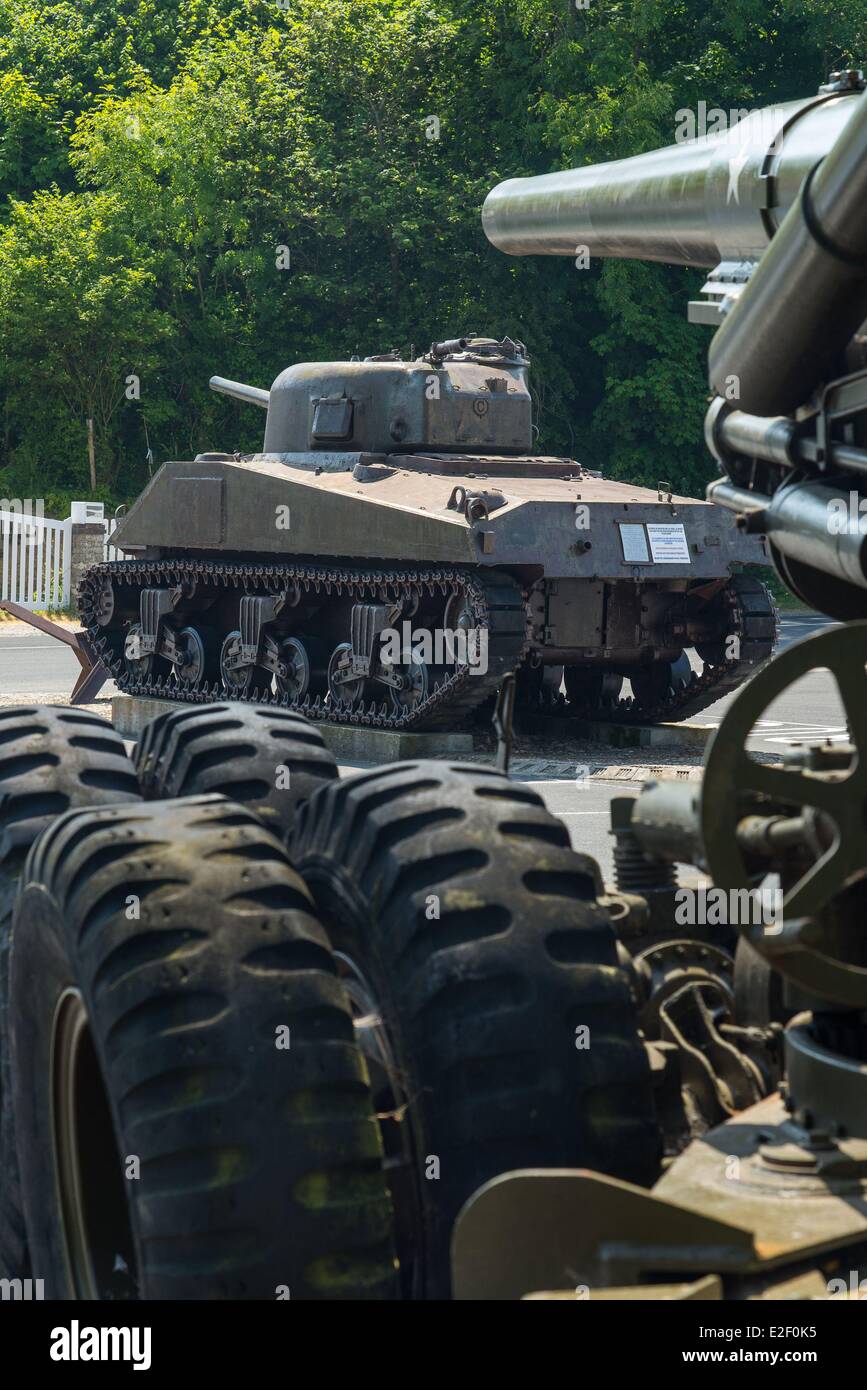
655,1094,867,1266
451,1168,754,1300
452,1095,867,1299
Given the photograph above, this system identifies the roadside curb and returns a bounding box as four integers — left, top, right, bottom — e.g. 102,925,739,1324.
506,758,703,782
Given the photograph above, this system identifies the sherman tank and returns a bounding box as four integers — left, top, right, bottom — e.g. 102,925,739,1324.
79,336,775,729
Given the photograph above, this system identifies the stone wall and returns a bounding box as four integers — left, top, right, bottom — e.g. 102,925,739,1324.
69,523,105,614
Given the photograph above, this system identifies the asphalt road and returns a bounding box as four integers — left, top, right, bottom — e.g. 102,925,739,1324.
0,625,118,699
531,611,844,879
0,611,841,742
0,610,843,885
683,610,845,751
519,776,653,884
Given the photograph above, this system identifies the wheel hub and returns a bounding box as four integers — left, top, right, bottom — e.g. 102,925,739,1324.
51,989,136,1300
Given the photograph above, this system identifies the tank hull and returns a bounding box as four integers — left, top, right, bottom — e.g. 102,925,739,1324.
86,450,776,729
113,452,759,578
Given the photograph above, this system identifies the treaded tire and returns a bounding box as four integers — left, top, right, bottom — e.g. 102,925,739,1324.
135,702,338,837
8,795,396,1299
289,760,660,1297
0,705,140,1279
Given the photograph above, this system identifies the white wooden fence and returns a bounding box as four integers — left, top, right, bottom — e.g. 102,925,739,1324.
0,510,71,611
0,501,119,611
105,515,122,563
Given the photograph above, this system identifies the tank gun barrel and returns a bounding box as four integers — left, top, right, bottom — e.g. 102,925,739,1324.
209,376,270,409
482,88,862,269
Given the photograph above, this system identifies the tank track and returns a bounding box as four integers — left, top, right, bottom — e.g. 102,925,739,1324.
572,573,779,724
79,557,527,731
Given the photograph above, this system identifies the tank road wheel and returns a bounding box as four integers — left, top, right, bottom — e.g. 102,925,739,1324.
219,630,254,696
289,762,660,1298
387,652,430,716
515,662,544,711
134,703,338,837
6,797,397,1300
0,708,140,1280
564,667,605,717
274,637,327,702
171,624,218,688
515,663,564,712
442,591,478,666
630,661,673,710
327,642,368,710
123,623,167,684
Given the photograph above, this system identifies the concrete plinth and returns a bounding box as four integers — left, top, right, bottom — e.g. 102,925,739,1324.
516,712,714,752
111,694,474,760
69,522,108,617
112,695,188,737
313,722,473,762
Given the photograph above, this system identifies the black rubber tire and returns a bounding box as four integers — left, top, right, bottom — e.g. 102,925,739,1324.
8,795,396,1299
0,706,140,1280
289,760,661,1298
134,702,338,838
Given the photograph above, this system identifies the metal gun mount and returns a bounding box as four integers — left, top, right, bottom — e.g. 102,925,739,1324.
704,82,867,619
455,91,867,1291
453,623,867,1300
604,625,867,1161
628,623,867,1010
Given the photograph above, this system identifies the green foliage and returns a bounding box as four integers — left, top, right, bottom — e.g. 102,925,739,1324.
0,187,172,491
0,0,863,507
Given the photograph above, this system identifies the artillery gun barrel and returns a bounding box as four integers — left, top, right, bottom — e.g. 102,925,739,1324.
483,91,860,268
209,376,271,409
709,88,867,414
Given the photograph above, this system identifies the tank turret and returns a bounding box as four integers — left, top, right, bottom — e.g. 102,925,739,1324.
253,338,533,457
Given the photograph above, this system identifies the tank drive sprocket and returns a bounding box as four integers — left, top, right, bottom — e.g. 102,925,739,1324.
561,571,778,725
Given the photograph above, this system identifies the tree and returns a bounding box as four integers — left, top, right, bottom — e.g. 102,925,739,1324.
1,0,865,503
0,188,172,492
